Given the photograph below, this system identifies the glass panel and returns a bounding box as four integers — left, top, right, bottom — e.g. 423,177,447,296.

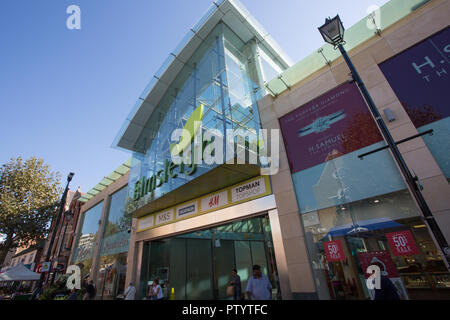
234,240,252,294
169,238,187,300
250,241,268,276
214,240,235,299
71,201,103,277
96,187,131,299
96,253,127,300
127,23,270,215
139,215,279,300
186,239,213,300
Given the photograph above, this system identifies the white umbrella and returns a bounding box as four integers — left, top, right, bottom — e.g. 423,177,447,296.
0,263,41,282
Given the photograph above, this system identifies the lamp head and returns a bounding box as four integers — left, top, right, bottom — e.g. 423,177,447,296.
318,15,345,47
67,172,75,182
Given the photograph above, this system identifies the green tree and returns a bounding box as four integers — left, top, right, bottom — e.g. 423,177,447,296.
0,157,62,266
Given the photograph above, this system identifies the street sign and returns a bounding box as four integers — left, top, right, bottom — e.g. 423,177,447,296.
40,262,51,273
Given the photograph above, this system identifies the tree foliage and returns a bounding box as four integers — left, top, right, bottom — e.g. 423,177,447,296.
0,157,62,264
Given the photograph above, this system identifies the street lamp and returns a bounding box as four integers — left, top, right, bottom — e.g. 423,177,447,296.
318,15,450,269
50,210,74,285
36,172,75,289
318,15,345,48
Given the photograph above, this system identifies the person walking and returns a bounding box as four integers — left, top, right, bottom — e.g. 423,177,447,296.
83,280,96,300
229,269,242,300
150,278,164,300
374,275,401,300
68,288,78,300
31,285,43,300
371,261,401,300
246,265,272,300
124,282,136,300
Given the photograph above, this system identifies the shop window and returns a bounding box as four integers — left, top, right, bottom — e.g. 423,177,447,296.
139,215,280,300
96,186,130,300
71,201,104,277
280,81,450,300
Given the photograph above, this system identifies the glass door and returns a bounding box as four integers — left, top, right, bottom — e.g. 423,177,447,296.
140,214,281,300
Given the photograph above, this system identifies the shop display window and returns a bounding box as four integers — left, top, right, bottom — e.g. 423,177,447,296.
280,81,450,300
71,201,104,277
96,187,130,299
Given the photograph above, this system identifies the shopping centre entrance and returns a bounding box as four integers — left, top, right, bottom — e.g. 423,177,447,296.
139,214,280,300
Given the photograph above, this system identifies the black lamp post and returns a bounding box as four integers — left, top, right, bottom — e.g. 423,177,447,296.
318,15,450,269
50,209,74,285
37,172,75,289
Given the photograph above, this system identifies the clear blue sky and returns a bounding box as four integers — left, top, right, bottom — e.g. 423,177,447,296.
0,0,389,194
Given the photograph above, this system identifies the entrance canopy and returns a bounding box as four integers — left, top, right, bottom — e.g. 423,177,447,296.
0,263,41,282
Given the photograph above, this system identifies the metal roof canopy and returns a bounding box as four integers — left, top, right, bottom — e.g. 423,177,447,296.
113,0,292,153
79,158,131,203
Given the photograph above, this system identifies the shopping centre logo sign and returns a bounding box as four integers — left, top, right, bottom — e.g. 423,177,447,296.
169,104,279,170
133,104,280,201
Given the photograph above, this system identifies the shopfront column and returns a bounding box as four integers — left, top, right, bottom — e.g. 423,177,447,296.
90,193,111,285
258,95,319,299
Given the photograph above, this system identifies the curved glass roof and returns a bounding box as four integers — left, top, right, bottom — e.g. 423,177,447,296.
112,0,292,153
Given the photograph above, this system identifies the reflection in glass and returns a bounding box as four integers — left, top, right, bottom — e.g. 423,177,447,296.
139,215,280,300
97,187,131,299
127,22,282,215
71,201,104,277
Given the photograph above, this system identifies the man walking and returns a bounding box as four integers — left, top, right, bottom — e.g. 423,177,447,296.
124,282,136,300
230,269,242,300
83,280,96,300
246,265,272,300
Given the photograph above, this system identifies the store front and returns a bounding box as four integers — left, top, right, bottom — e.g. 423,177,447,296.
113,0,292,301
276,79,450,300
130,175,287,300
139,214,280,300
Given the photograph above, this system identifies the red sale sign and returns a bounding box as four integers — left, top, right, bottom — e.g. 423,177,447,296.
324,240,346,262
386,230,420,256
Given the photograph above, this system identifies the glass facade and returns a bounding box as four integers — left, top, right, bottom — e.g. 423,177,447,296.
71,186,130,299
71,201,104,277
126,22,280,214
279,82,450,300
139,215,280,300
96,186,131,299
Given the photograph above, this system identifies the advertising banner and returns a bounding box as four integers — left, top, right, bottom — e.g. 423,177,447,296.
379,27,450,179
358,251,409,300
100,231,130,256
379,27,450,128
279,82,382,174
323,240,346,262
386,230,420,256
358,251,398,279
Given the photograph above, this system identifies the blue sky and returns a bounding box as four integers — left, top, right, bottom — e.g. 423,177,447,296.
0,0,389,194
